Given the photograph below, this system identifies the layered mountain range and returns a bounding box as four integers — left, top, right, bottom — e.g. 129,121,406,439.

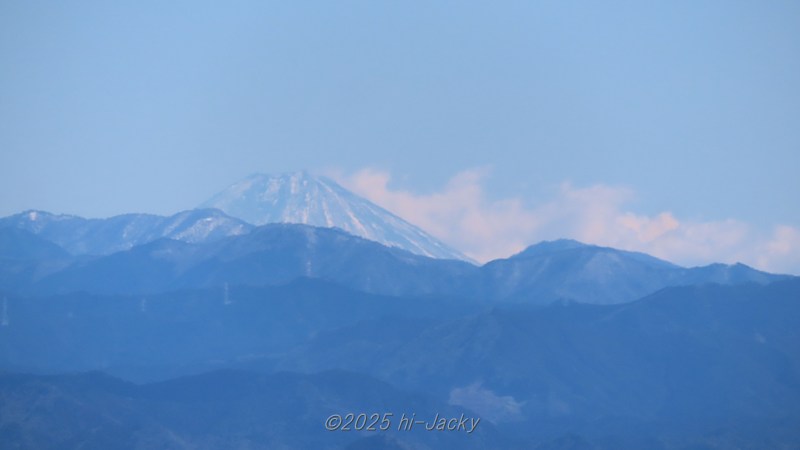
0,208,252,256
2,172,470,262
1,172,798,449
0,222,787,303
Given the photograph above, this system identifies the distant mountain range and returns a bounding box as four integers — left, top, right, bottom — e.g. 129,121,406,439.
0,208,252,256
474,238,786,304
4,172,790,296
2,224,473,297
1,221,788,304
2,173,799,449
1,172,471,262
199,172,472,261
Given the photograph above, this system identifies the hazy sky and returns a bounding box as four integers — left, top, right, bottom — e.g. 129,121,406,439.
2,1,799,271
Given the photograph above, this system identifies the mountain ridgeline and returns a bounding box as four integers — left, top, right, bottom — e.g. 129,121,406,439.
0,220,787,304
1,174,798,449
0,208,253,256
1,172,471,262
199,172,472,261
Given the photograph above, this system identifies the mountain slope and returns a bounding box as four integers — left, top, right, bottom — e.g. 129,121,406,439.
0,279,488,381
0,227,70,261
28,224,476,297
278,279,800,446
475,239,788,304
199,172,472,262
5,228,788,304
0,228,74,293
0,370,500,450
0,209,252,256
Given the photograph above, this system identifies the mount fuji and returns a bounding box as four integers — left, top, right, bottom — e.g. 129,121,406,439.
199,172,472,262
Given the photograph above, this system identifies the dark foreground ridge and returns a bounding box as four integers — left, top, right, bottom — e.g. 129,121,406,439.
1,280,798,448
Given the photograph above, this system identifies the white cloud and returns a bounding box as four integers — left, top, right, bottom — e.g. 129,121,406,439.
333,168,800,274
448,383,525,423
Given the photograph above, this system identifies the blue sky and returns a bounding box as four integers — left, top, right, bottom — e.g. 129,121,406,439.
1,1,799,271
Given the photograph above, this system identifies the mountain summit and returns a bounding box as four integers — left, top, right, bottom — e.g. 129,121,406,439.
199,172,472,262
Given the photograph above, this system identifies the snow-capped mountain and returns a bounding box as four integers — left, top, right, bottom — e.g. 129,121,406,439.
199,172,473,262
0,209,252,255
477,239,785,304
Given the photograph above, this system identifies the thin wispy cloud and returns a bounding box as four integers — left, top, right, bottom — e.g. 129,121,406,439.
333,168,800,274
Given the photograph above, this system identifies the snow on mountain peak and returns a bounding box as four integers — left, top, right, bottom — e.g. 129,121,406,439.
199,172,473,262
0,209,252,256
